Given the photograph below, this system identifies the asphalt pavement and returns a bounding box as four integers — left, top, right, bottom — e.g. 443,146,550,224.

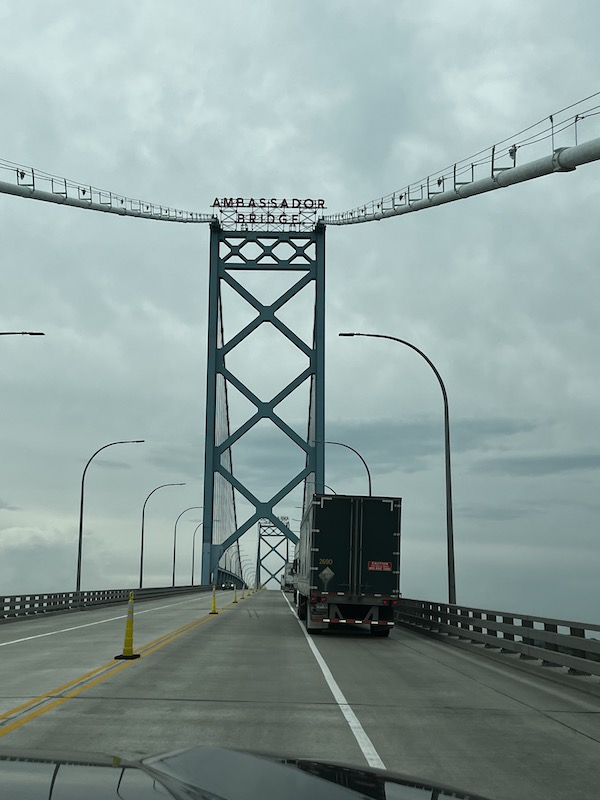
0,589,598,800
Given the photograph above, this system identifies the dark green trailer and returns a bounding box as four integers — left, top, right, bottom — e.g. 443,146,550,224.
294,494,401,636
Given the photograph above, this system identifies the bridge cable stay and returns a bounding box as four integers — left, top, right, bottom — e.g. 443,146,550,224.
323,91,600,225
0,157,212,223
3,93,600,230
212,296,243,586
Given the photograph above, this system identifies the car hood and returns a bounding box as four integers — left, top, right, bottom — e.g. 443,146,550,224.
0,744,494,799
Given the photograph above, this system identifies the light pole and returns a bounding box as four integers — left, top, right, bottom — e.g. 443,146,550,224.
139,482,186,589
172,506,202,586
340,331,456,604
191,520,218,585
316,440,372,496
240,557,255,589
191,524,202,586
76,439,144,592
0,331,45,336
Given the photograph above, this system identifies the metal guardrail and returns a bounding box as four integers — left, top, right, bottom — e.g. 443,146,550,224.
396,598,600,679
0,584,211,623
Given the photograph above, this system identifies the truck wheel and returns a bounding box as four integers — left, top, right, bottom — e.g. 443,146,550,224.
370,627,390,638
297,595,307,620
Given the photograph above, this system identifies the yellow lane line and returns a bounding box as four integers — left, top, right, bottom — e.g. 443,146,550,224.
0,661,115,722
137,614,214,659
0,660,134,736
0,613,212,723
0,603,234,737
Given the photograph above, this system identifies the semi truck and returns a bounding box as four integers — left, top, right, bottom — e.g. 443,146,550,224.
294,493,401,636
281,562,295,591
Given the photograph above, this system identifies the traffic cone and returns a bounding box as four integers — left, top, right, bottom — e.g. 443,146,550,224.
115,591,141,660
210,585,218,615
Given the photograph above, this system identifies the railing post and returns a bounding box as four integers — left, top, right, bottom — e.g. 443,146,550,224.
519,618,537,659
500,616,515,652
541,623,559,667
484,613,499,648
568,627,588,674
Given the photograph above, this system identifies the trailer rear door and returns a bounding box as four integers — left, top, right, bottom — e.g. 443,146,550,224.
357,497,401,595
312,496,353,593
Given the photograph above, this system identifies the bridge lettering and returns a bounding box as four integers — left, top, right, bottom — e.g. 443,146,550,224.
212,197,325,210
212,197,326,230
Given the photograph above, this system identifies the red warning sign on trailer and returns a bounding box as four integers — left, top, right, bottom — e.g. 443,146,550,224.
368,561,392,571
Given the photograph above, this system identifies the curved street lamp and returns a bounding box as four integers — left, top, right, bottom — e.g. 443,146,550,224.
240,556,255,589
172,506,202,586
191,523,203,586
340,331,456,604
191,520,219,586
139,482,186,589
316,440,372,496
76,439,144,592
0,331,45,336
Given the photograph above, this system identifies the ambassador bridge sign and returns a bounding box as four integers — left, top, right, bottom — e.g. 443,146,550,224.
212,197,326,231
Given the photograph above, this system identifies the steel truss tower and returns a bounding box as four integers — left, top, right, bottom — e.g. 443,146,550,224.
256,516,290,588
201,221,325,584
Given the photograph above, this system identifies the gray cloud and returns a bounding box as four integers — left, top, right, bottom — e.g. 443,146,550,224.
145,443,204,481
326,416,537,473
92,459,132,471
0,1,599,624
476,453,600,476
457,503,538,522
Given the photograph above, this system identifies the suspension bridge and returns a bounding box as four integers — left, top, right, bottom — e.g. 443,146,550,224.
1,94,600,799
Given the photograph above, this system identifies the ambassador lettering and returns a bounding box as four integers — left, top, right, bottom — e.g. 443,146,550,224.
212,197,325,210
234,213,301,225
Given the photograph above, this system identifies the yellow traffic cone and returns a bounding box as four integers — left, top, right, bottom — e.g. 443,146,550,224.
115,591,141,660
210,585,218,615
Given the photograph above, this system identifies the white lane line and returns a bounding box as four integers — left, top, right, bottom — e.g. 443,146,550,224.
0,594,215,648
281,591,386,770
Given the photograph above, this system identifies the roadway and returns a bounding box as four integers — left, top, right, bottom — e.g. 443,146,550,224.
0,589,598,800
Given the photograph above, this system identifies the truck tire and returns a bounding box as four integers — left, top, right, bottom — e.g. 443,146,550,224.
297,594,307,620
370,627,390,637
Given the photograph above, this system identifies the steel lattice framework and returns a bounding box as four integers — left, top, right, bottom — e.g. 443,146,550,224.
201,221,325,584
256,516,291,588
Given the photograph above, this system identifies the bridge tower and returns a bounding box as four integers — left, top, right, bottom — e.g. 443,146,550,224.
256,516,291,588
201,206,325,584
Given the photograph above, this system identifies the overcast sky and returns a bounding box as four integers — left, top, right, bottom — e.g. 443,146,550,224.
0,1,599,622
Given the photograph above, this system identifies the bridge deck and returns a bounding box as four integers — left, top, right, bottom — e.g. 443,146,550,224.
0,590,598,800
